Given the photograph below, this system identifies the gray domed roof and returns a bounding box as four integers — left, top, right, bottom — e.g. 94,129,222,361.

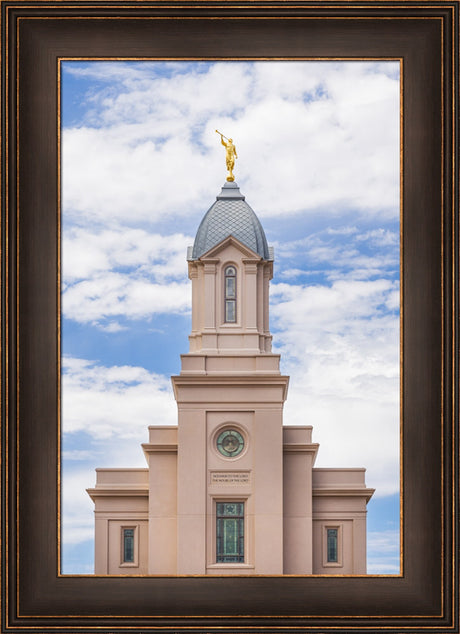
190,182,272,261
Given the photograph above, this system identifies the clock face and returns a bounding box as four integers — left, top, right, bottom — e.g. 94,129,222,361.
216,429,245,458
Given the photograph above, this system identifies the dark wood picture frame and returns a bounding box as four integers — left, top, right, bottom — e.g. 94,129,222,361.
1,1,458,632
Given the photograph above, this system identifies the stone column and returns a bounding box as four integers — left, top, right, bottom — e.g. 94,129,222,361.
189,263,199,335
243,260,258,331
203,262,217,331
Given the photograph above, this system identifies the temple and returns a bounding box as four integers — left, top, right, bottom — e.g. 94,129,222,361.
87,180,374,575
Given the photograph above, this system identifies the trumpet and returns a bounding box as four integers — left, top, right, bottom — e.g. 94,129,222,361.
215,129,230,141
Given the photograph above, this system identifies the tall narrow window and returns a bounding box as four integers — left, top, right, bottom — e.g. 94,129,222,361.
326,528,338,563
122,527,135,563
216,502,244,563
224,266,236,323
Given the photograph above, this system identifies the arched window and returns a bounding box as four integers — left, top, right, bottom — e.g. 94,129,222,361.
224,266,237,323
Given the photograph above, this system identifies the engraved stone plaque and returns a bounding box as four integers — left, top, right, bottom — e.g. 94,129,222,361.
210,471,250,485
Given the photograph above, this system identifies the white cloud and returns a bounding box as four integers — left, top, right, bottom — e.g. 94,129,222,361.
271,278,399,332
62,227,192,325
272,278,399,496
63,273,190,325
355,228,400,247
99,320,127,333
367,530,400,574
276,227,399,281
62,449,99,461
280,268,317,280
62,356,177,440
62,60,399,224
62,225,191,282
61,468,96,545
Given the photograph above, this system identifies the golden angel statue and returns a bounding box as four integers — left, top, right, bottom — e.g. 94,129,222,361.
216,130,238,181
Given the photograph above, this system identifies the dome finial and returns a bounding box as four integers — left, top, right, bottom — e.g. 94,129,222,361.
216,130,238,182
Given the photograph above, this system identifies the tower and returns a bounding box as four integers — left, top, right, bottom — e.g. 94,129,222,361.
170,181,288,574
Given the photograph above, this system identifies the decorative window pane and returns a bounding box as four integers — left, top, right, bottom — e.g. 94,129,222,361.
225,300,236,323
225,276,236,298
123,528,135,563
216,502,244,563
224,266,237,323
216,430,245,458
326,528,338,563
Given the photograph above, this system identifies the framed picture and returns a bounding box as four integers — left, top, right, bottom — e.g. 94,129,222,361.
59,57,400,579
2,2,458,632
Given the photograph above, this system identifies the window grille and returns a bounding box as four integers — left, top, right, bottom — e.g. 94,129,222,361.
216,502,244,563
122,528,135,563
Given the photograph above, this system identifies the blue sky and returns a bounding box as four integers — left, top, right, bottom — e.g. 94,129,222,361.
60,60,400,575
